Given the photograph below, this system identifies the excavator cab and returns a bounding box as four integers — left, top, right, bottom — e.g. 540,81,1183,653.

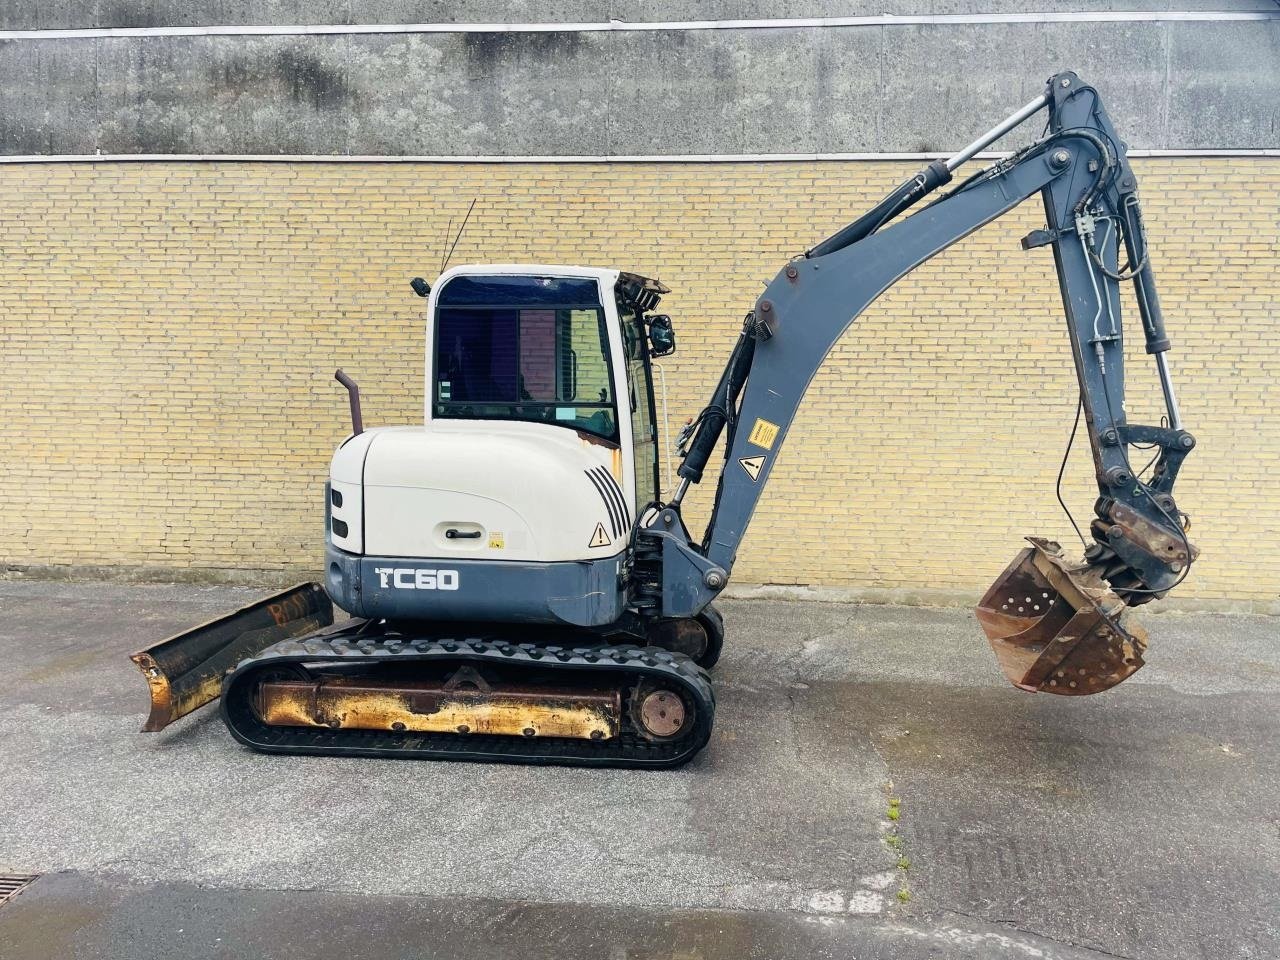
318,265,678,629
422,266,670,518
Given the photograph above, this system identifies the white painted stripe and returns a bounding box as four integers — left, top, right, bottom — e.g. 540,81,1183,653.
0,149,1274,165
0,11,1275,42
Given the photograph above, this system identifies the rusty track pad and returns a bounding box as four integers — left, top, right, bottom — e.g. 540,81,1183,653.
976,539,1148,695
255,675,622,741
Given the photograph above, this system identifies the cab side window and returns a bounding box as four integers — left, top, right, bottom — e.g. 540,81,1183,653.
619,299,660,507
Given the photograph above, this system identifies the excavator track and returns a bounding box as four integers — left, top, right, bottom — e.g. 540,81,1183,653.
220,620,715,768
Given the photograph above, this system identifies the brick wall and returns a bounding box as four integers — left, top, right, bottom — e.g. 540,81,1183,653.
1,158,1276,606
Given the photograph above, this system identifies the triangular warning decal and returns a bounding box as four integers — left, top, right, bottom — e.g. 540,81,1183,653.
589,522,611,547
739,455,766,481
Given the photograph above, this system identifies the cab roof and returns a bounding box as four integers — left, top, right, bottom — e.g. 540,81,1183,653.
434,264,669,304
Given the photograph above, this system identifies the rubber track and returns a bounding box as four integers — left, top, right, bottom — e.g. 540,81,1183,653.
220,628,715,769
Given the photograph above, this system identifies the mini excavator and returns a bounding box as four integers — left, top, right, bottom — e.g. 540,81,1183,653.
133,71,1198,768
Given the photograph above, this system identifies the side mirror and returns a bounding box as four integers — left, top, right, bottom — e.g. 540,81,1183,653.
647,315,676,357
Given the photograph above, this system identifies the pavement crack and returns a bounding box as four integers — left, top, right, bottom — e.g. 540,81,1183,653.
940,908,1139,960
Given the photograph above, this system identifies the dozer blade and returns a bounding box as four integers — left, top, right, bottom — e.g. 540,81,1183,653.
130,582,333,731
976,538,1147,695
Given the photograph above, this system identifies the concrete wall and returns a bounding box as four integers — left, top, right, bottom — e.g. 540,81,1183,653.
2,6,1277,155
1,157,1277,608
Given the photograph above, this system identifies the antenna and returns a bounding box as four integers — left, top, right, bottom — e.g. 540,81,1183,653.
441,198,478,274
438,217,453,273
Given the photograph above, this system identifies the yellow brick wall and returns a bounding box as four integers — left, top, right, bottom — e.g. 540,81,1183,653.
1,159,1276,606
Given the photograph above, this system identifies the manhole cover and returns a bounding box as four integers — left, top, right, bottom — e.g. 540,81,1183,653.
0,875,36,906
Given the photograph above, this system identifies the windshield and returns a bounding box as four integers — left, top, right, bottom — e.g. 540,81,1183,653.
432,277,618,442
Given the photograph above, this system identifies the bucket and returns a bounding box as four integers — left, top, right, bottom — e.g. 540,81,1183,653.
976,538,1147,695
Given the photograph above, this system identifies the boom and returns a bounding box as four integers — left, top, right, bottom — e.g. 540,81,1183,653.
639,71,1197,694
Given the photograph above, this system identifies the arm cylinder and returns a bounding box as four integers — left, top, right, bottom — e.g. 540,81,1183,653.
943,93,1048,172
804,92,1048,260
806,161,951,258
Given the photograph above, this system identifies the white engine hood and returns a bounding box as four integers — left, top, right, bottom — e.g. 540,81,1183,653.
329,421,632,563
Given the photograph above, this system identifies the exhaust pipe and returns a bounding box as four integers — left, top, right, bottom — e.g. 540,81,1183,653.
976,538,1148,695
335,368,363,435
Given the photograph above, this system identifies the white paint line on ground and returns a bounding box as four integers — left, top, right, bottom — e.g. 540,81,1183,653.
806,889,848,913
882,922,1054,958
848,890,887,914
860,870,899,891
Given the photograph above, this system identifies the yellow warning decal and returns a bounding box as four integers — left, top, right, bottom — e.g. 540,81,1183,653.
739,455,766,481
747,418,780,450
488,532,505,549
589,522,611,548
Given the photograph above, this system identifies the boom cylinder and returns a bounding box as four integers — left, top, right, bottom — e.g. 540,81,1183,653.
675,325,756,487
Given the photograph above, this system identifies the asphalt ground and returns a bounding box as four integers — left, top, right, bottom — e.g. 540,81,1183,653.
0,580,1276,959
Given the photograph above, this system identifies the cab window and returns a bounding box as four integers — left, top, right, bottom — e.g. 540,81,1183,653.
433,276,618,442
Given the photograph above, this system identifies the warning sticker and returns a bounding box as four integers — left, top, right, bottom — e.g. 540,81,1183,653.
488,532,505,549
747,418,780,450
739,455,766,481
589,522,612,548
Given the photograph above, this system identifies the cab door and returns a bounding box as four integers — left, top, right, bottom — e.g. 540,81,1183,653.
619,299,661,509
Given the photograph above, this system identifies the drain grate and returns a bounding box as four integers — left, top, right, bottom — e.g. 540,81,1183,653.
0,875,37,906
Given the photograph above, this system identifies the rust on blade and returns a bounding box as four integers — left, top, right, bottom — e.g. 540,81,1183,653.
130,582,333,731
255,675,623,741
977,538,1147,695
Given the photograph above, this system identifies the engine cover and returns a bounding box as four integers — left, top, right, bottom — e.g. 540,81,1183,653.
327,421,632,564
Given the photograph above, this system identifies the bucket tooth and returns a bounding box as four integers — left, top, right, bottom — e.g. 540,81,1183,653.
976,538,1148,695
